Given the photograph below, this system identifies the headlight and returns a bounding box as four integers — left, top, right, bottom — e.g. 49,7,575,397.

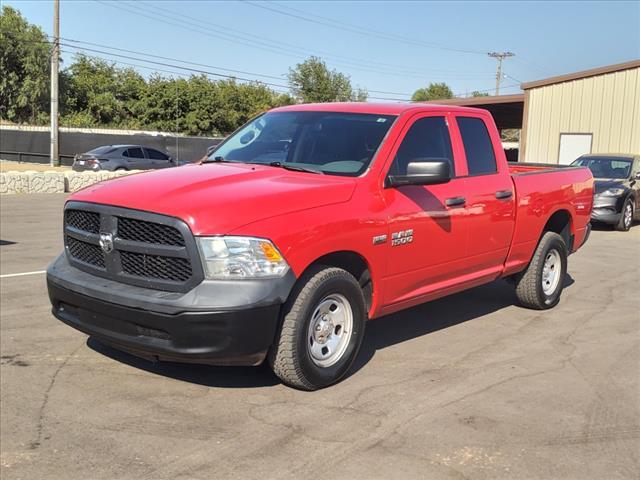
196,236,289,279
600,188,625,197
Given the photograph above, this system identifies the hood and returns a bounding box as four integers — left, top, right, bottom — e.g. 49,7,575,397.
70,163,357,234
594,178,629,194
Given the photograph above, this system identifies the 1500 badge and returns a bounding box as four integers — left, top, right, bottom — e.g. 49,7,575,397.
391,229,413,246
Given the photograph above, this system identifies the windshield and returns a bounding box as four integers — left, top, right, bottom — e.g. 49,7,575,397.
207,111,396,176
572,156,633,179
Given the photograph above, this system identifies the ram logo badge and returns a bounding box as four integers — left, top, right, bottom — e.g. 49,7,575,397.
391,229,413,246
99,232,114,254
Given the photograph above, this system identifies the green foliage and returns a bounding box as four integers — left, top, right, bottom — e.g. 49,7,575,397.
471,91,490,97
501,129,520,142
61,55,146,128
1,8,376,135
0,6,51,123
411,82,454,102
0,6,294,135
288,56,367,103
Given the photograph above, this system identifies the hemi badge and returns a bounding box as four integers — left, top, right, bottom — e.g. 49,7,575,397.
372,234,387,245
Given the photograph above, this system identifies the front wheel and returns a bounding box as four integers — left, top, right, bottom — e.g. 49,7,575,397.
514,232,568,310
269,266,367,390
616,199,634,231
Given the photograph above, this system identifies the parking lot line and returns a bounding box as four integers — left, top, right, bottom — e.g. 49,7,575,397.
0,270,46,279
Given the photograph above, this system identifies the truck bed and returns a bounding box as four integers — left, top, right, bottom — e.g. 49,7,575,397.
508,162,583,175
503,162,594,276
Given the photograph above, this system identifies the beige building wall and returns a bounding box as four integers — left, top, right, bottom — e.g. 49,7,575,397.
522,65,640,163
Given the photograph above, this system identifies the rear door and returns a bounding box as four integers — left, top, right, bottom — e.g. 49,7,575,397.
380,112,470,308
144,148,174,169
123,147,152,169
451,115,515,278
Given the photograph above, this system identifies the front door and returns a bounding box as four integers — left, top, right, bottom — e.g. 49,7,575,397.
380,113,470,309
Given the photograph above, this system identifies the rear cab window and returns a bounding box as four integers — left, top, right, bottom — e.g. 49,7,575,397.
456,117,497,176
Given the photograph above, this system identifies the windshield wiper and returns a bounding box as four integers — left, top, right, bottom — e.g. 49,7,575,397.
266,161,324,175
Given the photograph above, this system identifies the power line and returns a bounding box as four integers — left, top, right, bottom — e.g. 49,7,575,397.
57,49,289,95
59,35,418,96
244,0,488,55
135,0,491,76
95,0,493,81
58,44,413,101
57,36,287,81
58,43,292,89
11,34,520,102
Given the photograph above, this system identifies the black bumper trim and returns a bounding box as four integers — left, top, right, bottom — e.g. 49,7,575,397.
48,281,281,366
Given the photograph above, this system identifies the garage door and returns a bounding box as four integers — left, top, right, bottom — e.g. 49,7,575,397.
558,133,592,165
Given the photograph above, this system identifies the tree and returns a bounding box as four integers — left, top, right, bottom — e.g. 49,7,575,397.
288,56,366,103
471,91,489,97
0,5,295,135
411,82,454,102
0,6,51,123
61,55,146,128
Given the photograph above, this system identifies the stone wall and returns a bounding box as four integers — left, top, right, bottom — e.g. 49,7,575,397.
0,170,142,194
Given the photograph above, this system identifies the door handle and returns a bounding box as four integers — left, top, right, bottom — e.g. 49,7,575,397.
445,196,466,207
495,190,513,199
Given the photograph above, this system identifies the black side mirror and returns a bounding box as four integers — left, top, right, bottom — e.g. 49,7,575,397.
386,158,452,188
635,172,640,180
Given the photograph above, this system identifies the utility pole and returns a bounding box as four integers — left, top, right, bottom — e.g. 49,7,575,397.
488,51,514,96
50,0,60,167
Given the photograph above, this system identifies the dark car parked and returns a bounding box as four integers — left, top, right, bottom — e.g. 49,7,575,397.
572,154,640,231
72,145,176,172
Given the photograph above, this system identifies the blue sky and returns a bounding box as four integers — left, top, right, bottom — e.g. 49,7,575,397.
6,0,640,100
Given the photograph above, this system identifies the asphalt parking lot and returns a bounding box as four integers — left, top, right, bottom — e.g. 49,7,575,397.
1,193,638,480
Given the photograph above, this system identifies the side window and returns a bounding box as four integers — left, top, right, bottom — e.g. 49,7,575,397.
390,116,454,176
145,148,170,160
124,147,144,159
457,117,497,175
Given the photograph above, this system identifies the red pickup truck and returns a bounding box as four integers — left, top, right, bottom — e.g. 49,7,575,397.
47,102,594,390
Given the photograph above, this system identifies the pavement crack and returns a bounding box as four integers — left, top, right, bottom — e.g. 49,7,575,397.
28,342,84,450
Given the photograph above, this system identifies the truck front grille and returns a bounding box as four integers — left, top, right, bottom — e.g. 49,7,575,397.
120,251,192,281
63,202,203,292
117,217,185,246
66,236,106,268
66,209,100,234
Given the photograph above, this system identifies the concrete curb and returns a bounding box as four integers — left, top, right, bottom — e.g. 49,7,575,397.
0,170,142,194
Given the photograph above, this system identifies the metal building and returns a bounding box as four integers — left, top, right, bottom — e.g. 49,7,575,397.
520,60,640,164
426,59,640,164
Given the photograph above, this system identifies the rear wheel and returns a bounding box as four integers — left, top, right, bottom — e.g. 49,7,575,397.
514,232,568,310
269,266,366,390
616,199,633,231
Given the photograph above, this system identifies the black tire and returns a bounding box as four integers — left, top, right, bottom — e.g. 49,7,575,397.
514,232,568,310
268,266,367,390
616,198,634,231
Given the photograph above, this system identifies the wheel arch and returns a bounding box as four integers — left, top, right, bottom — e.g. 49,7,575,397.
298,250,374,317
542,208,574,251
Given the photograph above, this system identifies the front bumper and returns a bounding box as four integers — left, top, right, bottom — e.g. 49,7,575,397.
591,195,624,224
47,254,296,365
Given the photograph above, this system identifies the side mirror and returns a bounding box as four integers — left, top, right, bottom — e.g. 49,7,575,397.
386,158,452,188
635,172,640,180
